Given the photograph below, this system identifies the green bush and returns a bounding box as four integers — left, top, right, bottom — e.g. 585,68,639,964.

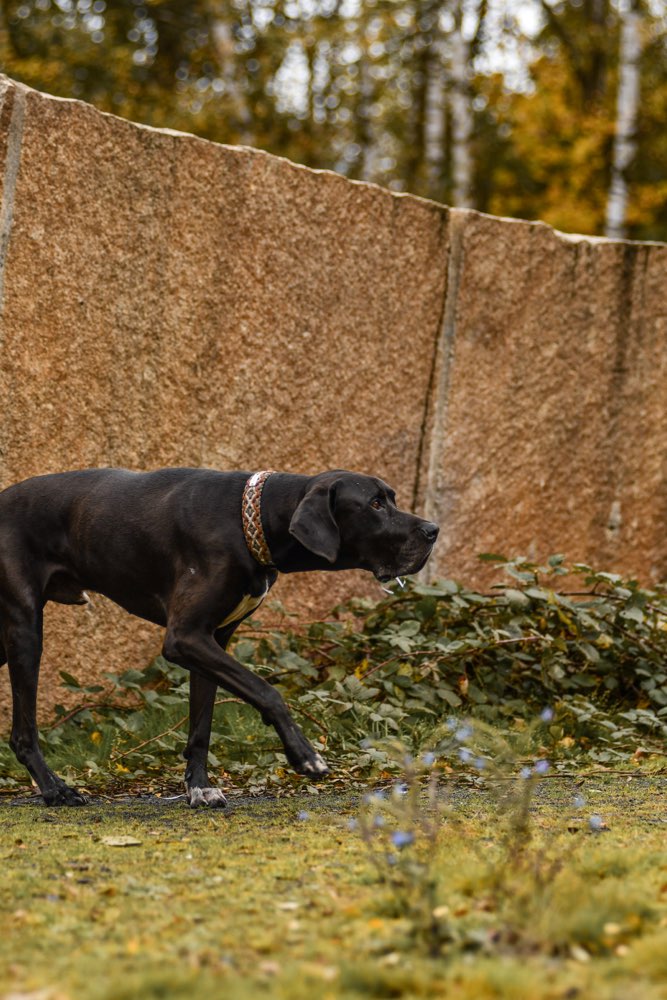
241,555,667,766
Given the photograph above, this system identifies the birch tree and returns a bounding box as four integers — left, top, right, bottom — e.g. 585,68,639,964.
449,0,488,208
605,2,642,239
423,37,447,199
358,41,380,182
211,18,254,146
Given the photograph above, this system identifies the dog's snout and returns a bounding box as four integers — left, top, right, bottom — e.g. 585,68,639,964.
419,521,439,544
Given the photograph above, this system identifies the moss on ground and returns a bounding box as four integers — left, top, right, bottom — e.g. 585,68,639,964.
0,778,666,999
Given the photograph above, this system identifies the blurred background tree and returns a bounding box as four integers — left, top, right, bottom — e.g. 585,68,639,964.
1,0,666,240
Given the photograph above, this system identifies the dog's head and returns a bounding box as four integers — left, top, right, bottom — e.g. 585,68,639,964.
289,471,439,581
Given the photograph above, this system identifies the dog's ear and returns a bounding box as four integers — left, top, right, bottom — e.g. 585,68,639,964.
289,481,340,563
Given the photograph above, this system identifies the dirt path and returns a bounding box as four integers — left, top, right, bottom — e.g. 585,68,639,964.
3,772,665,824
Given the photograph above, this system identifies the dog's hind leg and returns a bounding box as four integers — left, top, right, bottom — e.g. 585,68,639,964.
3,604,86,806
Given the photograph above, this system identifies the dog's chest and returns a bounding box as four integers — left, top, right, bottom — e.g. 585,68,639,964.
218,584,269,628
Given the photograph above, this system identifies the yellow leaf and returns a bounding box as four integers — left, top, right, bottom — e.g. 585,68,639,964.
355,658,369,679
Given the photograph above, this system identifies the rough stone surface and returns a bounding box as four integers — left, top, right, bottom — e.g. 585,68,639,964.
420,212,667,587
0,76,666,721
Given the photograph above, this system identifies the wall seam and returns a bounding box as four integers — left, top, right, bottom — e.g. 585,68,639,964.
411,209,450,514
421,209,468,534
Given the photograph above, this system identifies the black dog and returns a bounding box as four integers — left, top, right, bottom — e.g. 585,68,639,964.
0,468,439,806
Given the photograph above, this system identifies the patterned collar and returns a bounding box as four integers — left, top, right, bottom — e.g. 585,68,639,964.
241,470,275,567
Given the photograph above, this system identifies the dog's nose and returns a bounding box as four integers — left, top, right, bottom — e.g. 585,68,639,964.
419,521,439,544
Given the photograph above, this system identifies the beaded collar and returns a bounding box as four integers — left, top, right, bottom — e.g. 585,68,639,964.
241,470,275,567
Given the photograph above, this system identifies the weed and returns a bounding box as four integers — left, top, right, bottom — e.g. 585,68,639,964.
353,715,663,965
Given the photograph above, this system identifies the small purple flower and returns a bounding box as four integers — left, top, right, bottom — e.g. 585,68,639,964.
534,759,550,775
458,747,473,764
455,725,473,743
347,818,359,831
573,794,585,809
390,830,415,849
394,782,408,796
540,707,554,723
446,717,458,731
520,767,532,780
422,752,436,766
373,815,385,829
589,814,604,832
473,757,486,771
297,810,310,821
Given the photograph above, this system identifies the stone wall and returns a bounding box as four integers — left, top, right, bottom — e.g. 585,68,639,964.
0,75,666,713
420,212,667,586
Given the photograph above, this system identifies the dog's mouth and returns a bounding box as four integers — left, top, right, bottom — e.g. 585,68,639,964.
373,548,433,585
370,525,439,586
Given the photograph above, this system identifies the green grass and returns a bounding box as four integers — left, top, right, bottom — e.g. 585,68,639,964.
1,778,666,1000
2,562,667,998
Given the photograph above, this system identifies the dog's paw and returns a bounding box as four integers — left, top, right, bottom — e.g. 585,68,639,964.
42,784,87,807
187,786,228,809
298,752,330,778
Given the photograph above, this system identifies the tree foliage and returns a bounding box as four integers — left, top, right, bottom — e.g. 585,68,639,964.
1,0,666,239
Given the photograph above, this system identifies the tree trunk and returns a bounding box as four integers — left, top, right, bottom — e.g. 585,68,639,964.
211,19,254,144
358,52,378,183
450,5,474,208
605,6,642,239
424,40,447,199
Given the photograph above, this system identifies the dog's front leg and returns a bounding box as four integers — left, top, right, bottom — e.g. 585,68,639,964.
164,627,329,780
183,623,239,808
184,672,228,808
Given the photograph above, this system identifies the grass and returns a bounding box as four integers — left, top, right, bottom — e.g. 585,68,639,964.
2,563,667,998
1,777,666,1000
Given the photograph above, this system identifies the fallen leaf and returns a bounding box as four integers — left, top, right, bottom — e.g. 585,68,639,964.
259,961,281,976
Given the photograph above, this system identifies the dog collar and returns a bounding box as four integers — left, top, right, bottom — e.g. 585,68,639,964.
242,470,276,567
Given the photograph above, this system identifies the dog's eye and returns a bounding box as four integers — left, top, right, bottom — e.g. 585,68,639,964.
370,498,384,511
